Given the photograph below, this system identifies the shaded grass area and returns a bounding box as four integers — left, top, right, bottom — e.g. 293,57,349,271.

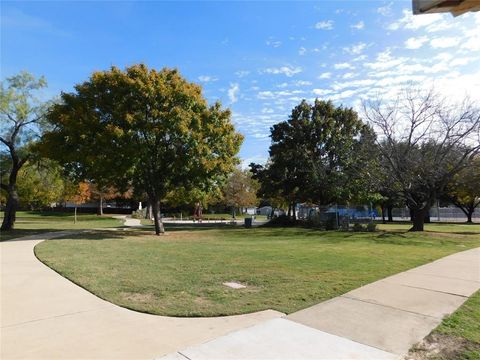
409,290,480,360
35,223,480,317
0,211,123,241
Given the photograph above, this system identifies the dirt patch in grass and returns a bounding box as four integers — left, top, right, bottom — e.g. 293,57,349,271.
122,292,155,304
407,333,480,360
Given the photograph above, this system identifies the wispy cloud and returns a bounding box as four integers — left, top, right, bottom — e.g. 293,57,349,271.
404,36,428,49
228,83,240,104
343,42,367,55
377,3,393,17
235,70,250,78
266,38,282,47
318,72,332,79
351,21,364,30
263,66,302,77
198,75,218,82
334,62,354,70
315,20,334,30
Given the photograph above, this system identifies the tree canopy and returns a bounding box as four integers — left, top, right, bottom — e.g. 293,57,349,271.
363,88,480,231
251,99,377,218
41,64,243,234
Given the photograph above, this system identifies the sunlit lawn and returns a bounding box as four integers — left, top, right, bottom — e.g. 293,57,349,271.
35,223,480,317
0,211,123,241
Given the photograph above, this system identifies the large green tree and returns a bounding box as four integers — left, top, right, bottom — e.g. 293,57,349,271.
252,99,377,219
0,72,49,230
41,64,242,234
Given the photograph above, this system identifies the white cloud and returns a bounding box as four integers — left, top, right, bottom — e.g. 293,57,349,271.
388,9,444,31
364,50,406,70
404,36,428,49
343,42,367,55
298,47,307,56
342,72,357,79
434,52,454,62
334,62,354,70
315,20,334,30
292,80,312,86
318,72,332,79
462,33,480,51
351,21,364,30
430,37,460,49
377,3,393,17
257,89,304,99
235,70,250,78
198,75,218,82
266,39,282,47
450,57,475,67
264,66,302,77
228,83,239,104
257,91,274,99
312,88,334,96
261,107,274,114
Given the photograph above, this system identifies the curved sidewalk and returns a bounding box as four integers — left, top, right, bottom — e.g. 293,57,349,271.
0,231,283,359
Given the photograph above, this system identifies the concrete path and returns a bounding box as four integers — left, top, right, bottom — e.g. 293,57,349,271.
163,247,480,360
2,226,479,359
0,231,283,359
111,214,143,227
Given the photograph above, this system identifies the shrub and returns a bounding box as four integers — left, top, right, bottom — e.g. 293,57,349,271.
352,222,364,232
267,215,297,227
366,222,377,232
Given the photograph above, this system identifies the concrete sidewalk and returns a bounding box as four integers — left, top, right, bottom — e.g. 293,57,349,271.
2,228,479,359
0,232,283,359
163,247,480,359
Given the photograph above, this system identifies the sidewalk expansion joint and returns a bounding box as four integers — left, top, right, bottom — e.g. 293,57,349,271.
1,307,107,329
382,281,469,298
340,295,442,320
178,351,192,360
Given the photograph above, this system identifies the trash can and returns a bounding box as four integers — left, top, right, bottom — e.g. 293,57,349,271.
244,217,253,228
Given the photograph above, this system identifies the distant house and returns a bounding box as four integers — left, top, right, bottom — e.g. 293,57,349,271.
412,0,480,16
257,206,272,216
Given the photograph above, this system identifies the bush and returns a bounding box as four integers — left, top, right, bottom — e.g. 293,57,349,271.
366,222,377,232
352,223,364,232
305,214,325,229
267,215,297,227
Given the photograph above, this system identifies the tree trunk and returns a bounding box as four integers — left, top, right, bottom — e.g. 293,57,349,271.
287,204,292,218
1,187,19,231
99,195,104,216
292,203,297,221
387,205,393,222
145,203,152,220
467,211,473,224
74,206,77,224
381,205,386,224
151,198,165,235
409,207,429,232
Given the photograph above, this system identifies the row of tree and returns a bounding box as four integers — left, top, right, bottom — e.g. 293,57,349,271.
250,89,480,231
2,66,479,233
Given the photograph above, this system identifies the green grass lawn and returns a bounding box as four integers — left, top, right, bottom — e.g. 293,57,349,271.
409,290,480,359
35,223,480,317
0,211,123,241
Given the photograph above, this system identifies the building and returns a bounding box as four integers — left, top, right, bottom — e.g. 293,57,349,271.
412,0,480,16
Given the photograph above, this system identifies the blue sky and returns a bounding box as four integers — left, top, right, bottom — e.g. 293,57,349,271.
2,1,479,166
